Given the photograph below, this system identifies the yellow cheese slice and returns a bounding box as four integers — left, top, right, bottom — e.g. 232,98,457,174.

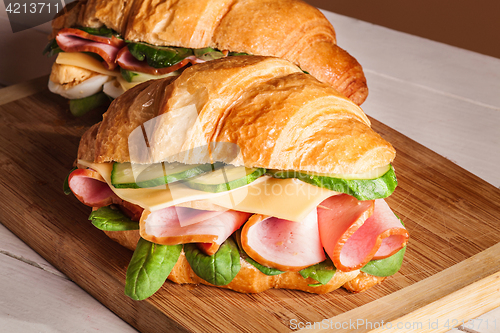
116,74,141,91
56,52,119,77
80,161,339,222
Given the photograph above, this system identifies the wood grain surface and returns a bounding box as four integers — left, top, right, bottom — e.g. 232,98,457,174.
1,87,500,333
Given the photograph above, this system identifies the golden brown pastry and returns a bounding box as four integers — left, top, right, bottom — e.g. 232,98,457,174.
93,56,393,173
50,0,368,105
343,272,387,293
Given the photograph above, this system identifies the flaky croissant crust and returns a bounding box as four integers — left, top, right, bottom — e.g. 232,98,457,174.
51,0,368,105
82,56,395,174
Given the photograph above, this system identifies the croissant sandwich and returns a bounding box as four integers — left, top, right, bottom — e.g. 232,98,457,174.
65,56,408,300
45,0,368,116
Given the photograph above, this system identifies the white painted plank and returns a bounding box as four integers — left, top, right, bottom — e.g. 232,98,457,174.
0,253,137,333
361,71,500,188
0,223,138,332
0,223,65,278
322,11,500,109
466,307,500,333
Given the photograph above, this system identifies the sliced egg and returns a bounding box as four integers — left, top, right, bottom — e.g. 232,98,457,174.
48,74,110,99
103,79,126,99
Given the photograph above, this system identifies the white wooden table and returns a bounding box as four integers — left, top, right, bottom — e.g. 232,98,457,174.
1,7,499,333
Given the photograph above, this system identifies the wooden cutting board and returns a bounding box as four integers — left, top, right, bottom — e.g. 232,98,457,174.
1,78,500,333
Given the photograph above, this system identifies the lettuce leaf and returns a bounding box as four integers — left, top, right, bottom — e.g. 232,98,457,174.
63,167,77,195
299,257,336,286
184,238,240,286
43,39,62,57
361,246,406,277
76,26,121,38
127,43,193,68
125,238,182,300
88,206,139,231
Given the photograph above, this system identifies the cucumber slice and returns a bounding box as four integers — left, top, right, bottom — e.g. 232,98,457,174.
185,165,266,193
69,92,110,116
110,163,149,188
120,68,180,83
268,165,397,201
110,162,221,188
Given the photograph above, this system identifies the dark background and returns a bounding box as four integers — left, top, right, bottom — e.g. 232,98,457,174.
304,0,500,59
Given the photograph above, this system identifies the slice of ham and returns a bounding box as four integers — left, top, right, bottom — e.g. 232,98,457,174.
57,28,125,47
116,47,205,75
68,168,143,220
344,199,409,260
318,195,408,271
240,209,326,272
68,168,116,207
140,207,251,249
175,207,226,227
56,28,125,70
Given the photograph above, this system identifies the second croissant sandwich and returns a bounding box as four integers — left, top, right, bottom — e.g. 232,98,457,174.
66,56,408,300
45,0,368,116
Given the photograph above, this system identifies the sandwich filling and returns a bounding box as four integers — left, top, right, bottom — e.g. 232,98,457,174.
66,160,408,299
45,26,248,115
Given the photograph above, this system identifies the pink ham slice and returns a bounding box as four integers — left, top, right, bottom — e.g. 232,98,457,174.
240,209,326,272
140,207,251,254
68,168,143,220
116,47,205,75
56,28,125,70
68,168,117,207
318,195,408,272
175,208,225,227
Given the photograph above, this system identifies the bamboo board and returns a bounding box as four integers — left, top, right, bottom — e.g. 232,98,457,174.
1,81,500,333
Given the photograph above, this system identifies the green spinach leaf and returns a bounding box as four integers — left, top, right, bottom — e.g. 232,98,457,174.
268,165,398,201
76,26,121,38
228,51,249,56
184,238,240,286
361,216,406,277
88,206,139,231
125,238,182,300
299,257,336,286
120,68,138,83
63,167,77,195
127,43,193,68
244,256,284,276
193,47,225,61
361,246,406,277
43,39,63,57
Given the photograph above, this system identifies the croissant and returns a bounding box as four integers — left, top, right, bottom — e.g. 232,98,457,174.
68,56,407,297
93,56,391,172
50,0,368,105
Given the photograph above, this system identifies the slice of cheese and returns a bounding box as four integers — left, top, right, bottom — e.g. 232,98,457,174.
116,74,141,91
80,161,339,222
56,52,119,77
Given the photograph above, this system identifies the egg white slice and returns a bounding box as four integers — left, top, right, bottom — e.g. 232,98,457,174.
103,79,126,99
48,74,110,99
